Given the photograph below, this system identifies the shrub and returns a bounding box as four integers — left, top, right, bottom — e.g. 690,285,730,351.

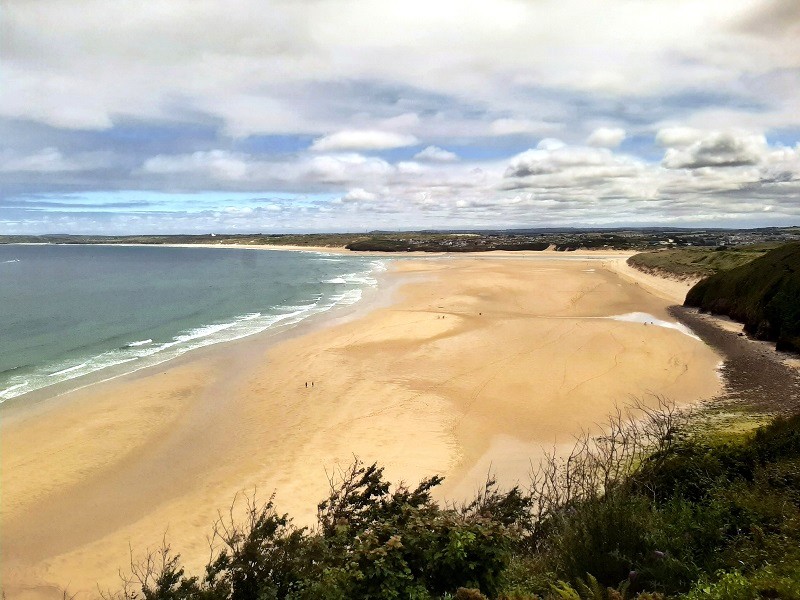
315,461,512,598
542,490,653,587
110,460,517,600
682,571,758,600
104,409,800,600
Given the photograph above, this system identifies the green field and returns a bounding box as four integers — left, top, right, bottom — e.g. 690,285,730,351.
627,245,780,278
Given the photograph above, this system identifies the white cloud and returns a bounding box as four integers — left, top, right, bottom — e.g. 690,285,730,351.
379,113,421,130
4,0,800,142
397,161,424,174
8,131,799,233
341,188,377,202
655,127,705,148
489,118,560,136
413,146,458,162
1,148,93,172
305,153,394,184
586,127,626,148
536,138,567,151
310,130,419,152
143,150,250,180
3,0,800,231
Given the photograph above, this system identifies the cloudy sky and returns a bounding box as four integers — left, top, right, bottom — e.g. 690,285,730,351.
2,0,799,234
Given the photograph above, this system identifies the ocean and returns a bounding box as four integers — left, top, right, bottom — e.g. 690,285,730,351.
0,244,387,402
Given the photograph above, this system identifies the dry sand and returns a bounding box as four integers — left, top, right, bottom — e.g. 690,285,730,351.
1,254,722,599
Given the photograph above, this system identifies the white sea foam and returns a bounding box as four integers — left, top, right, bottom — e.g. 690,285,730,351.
279,303,318,313
0,381,30,399
2,259,20,264
48,362,90,377
331,289,363,306
608,312,700,340
180,322,239,342
0,256,389,403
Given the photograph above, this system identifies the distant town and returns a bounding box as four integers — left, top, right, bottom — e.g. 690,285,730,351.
2,226,799,252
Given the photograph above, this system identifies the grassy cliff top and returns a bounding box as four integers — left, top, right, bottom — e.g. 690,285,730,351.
685,242,800,352
627,245,780,278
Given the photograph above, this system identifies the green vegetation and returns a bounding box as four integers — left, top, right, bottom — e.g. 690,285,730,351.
685,243,800,353
627,246,779,279
4,227,799,254
103,403,800,600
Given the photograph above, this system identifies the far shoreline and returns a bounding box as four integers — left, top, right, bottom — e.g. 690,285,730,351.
3,240,638,258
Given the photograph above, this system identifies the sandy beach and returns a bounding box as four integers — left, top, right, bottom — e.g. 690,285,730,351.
1,254,722,599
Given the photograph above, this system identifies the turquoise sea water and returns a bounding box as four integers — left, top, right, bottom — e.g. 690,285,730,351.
0,245,386,402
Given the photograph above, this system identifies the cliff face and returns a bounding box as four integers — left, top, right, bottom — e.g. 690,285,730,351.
685,242,800,353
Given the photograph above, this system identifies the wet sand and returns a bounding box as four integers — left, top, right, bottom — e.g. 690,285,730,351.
670,307,800,415
1,254,722,598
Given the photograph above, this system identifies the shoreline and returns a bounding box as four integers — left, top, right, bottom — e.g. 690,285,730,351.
0,261,399,423
0,246,637,408
1,253,722,599
0,248,393,408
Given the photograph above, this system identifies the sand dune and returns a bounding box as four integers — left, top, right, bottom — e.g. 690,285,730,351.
1,255,721,599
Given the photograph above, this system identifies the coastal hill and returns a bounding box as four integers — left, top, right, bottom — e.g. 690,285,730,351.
685,243,800,353
626,245,781,279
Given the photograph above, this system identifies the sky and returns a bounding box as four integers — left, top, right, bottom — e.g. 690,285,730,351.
1,0,799,234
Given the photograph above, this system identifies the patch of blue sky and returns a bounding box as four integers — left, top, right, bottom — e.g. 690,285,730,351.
766,128,800,147
236,134,316,155
617,135,664,163
450,144,538,162
89,119,223,155
374,142,537,163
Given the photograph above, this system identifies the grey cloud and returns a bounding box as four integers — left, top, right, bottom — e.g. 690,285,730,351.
503,143,641,184
735,0,800,37
505,161,557,178
662,132,767,169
